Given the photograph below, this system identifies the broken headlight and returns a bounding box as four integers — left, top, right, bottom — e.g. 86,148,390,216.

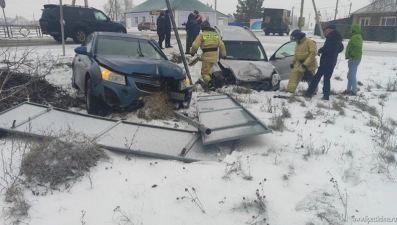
100,66,126,85
272,70,280,86
179,77,191,90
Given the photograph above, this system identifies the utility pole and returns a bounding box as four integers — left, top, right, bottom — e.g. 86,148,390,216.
214,0,217,11
299,0,304,30
312,0,324,38
334,0,339,20
349,3,352,15
165,0,192,85
0,0,10,38
60,0,65,56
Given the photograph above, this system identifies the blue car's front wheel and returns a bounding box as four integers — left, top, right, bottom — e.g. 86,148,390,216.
86,78,102,115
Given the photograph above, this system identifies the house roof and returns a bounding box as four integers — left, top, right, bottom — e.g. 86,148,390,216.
126,0,218,13
352,0,397,15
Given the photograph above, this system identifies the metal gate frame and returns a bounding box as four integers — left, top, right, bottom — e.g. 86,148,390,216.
0,102,218,162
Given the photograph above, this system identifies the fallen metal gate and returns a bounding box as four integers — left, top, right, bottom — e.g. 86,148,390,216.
0,95,272,161
0,102,219,162
196,94,271,145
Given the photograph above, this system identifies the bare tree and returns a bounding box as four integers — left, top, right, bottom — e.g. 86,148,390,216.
103,0,134,22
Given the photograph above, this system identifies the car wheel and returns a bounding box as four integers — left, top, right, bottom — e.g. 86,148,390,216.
286,30,290,35
73,28,87,44
85,78,101,115
272,81,281,91
52,35,67,42
279,32,284,36
265,31,270,35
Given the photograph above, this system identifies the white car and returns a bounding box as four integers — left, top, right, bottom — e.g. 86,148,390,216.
212,25,296,91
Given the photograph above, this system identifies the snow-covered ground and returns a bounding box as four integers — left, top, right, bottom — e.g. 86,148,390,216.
1,33,397,225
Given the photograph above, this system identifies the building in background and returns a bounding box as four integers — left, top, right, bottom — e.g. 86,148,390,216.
125,0,228,29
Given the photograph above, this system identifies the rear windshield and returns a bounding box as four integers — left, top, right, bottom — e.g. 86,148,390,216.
41,7,59,20
224,41,268,61
96,36,165,60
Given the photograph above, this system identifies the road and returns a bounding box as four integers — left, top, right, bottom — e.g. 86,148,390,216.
1,30,396,57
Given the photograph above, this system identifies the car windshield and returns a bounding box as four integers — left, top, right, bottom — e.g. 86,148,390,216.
223,41,267,61
96,36,164,59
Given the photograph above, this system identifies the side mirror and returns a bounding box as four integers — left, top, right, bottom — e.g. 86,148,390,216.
74,46,88,55
275,53,286,60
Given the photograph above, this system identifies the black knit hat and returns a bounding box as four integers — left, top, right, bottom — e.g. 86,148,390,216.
194,10,199,14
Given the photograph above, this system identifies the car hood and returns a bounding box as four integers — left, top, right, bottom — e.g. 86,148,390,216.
219,59,274,81
95,55,185,80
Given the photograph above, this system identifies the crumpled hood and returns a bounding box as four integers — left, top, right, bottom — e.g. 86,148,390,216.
95,55,185,80
219,59,274,81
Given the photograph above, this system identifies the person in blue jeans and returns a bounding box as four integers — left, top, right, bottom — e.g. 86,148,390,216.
344,24,363,95
305,24,344,100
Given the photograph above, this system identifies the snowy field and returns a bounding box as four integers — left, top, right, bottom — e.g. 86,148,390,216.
0,32,397,225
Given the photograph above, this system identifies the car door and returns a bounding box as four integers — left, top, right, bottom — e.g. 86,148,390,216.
269,41,296,80
74,34,94,92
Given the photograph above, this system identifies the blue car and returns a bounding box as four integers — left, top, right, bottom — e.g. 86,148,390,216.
72,32,193,114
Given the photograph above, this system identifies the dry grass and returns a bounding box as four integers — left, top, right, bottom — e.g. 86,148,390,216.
332,101,346,116
4,183,30,220
352,100,378,117
317,102,328,109
233,86,252,94
138,92,175,120
21,133,108,188
282,107,291,118
305,111,315,120
269,114,286,132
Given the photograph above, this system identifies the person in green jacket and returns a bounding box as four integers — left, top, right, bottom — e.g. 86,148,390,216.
344,24,363,95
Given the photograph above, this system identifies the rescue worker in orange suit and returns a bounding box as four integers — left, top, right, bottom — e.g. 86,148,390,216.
287,29,318,93
190,20,226,91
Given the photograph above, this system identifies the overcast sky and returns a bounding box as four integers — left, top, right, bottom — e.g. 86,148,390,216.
3,0,370,22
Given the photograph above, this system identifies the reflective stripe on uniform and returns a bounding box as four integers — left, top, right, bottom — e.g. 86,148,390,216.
203,34,219,40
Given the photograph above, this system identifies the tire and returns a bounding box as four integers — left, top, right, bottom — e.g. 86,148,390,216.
52,35,67,42
85,78,101,115
73,28,87,44
265,31,270,36
286,30,290,35
272,81,281,91
279,32,284,36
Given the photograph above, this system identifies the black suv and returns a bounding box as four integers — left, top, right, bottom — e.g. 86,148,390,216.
39,4,126,43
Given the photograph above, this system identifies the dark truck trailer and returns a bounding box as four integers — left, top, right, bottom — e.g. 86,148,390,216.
262,8,291,36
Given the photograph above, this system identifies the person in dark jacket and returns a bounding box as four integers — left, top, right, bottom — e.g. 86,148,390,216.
305,24,344,100
164,10,172,48
156,12,166,49
184,11,201,54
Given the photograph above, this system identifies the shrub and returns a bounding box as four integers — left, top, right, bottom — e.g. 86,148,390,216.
137,92,175,120
21,133,108,187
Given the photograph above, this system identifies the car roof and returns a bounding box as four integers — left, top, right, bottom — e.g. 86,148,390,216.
43,4,98,10
96,32,149,40
215,26,259,42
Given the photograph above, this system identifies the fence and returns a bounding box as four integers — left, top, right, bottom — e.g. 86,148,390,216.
314,18,397,42
0,25,42,38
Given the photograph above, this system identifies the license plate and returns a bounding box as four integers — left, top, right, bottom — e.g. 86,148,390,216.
170,92,185,101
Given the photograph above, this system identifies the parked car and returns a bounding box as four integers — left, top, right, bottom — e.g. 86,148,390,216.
138,22,157,31
39,4,126,44
72,32,192,114
212,26,295,91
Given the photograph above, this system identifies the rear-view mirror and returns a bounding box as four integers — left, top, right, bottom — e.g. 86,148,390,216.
74,46,88,55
